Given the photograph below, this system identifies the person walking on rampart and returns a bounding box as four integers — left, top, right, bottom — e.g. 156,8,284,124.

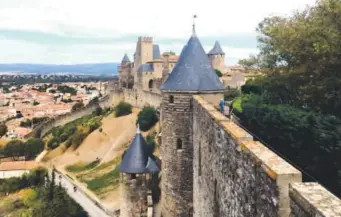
219,98,225,113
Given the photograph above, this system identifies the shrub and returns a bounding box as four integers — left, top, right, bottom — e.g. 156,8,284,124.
93,107,103,116
72,102,84,112
215,69,223,77
137,106,158,131
47,137,59,150
24,138,44,160
88,121,100,133
3,140,25,160
146,133,156,154
0,124,7,138
71,132,87,149
99,128,103,133
114,102,132,117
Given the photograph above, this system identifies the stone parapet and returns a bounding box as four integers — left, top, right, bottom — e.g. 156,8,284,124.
192,95,302,217
289,183,341,217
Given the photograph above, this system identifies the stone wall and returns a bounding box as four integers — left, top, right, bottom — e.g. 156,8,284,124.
289,183,341,217
192,95,302,217
26,95,112,138
120,174,148,217
161,93,194,217
111,88,162,109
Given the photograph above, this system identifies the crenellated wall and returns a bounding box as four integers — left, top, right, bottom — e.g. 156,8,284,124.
191,95,341,217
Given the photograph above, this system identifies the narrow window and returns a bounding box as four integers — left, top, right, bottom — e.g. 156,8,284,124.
176,138,182,150
131,174,136,180
169,95,174,103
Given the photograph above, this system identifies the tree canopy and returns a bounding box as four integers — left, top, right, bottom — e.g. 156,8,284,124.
239,0,341,117
0,124,7,137
235,0,341,197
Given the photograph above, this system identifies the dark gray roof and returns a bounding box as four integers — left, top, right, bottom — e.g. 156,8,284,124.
138,63,154,72
208,41,225,55
153,45,161,59
121,54,130,63
160,33,225,92
119,126,160,174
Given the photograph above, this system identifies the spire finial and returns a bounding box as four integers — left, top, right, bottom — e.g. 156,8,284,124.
192,15,197,35
137,123,140,134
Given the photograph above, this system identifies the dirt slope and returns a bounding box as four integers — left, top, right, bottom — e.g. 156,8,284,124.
44,109,139,169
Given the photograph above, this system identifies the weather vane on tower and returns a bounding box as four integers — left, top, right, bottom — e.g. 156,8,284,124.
192,14,197,35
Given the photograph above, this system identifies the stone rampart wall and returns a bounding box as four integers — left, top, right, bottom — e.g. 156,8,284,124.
111,88,161,109
289,183,341,217
191,95,341,217
26,95,112,138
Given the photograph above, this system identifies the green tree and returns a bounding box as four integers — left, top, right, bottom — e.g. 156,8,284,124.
0,124,7,138
114,102,132,117
234,0,341,198
3,140,25,160
215,69,223,77
72,102,85,112
137,106,158,131
47,137,60,150
24,138,45,160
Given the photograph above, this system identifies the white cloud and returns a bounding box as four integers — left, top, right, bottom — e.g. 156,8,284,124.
0,0,316,63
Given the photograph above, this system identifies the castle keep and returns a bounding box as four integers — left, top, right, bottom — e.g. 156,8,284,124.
114,25,341,217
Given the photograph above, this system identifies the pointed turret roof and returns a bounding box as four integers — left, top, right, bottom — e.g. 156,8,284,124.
121,54,130,63
119,125,160,174
208,41,225,55
160,32,224,92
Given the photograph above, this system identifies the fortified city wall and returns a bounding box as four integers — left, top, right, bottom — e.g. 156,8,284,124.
191,95,341,217
111,88,161,109
26,95,112,138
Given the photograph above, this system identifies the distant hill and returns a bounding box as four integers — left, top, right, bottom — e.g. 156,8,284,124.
0,63,119,75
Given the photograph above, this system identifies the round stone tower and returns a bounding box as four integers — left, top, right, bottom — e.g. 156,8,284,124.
119,125,160,217
160,27,225,217
207,41,225,73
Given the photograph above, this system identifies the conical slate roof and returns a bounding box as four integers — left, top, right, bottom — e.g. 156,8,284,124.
208,41,225,55
119,125,160,174
121,54,130,63
160,32,224,92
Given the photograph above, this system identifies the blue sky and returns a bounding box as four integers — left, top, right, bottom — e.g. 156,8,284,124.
0,0,316,65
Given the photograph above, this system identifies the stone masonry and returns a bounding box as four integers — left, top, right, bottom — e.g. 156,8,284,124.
289,183,341,217
161,93,194,217
120,174,148,217
192,95,302,217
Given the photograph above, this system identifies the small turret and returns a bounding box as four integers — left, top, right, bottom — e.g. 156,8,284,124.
121,54,130,64
207,41,226,73
119,124,160,217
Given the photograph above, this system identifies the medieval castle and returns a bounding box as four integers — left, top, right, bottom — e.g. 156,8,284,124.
113,25,341,217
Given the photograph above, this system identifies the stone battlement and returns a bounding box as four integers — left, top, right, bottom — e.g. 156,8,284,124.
290,183,341,217
192,95,341,217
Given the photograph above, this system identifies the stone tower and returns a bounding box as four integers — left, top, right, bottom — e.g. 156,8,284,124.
134,37,153,89
119,125,160,217
207,41,225,73
160,27,225,216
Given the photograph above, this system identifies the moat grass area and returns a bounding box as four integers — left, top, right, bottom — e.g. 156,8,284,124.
65,159,100,173
66,156,121,197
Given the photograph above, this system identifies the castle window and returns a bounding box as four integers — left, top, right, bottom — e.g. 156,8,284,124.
130,174,136,180
176,138,182,150
169,95,174,103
